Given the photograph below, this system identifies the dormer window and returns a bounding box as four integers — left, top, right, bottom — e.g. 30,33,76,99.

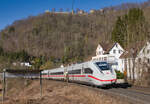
113,50,116,54
116,44,118,47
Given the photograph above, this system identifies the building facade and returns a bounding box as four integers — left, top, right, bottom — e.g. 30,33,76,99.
92,43,125,72
135,41,150,79
92,41,150,80
120,41,149,80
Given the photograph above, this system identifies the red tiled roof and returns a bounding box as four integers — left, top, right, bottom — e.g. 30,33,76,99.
100,42,114,54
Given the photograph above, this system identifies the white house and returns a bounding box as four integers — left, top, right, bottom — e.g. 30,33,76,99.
92,43,125,72
108,43,125,72
120,41,147,80
12,62,32,67
135,41,150,78
92,43,115,63
136,41,150,63
96,44,104,56
20,62,32,67
93,41,150,81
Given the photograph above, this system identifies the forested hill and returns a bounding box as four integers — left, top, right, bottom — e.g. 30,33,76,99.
0,1,150,69
0,9,121,59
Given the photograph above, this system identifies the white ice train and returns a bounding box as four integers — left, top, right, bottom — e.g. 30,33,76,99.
42,61,117,86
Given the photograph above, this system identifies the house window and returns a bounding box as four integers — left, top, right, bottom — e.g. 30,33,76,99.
113,50,116,54
99,51,101,55
138,58,141,63
104,57,107,61
147,50,150,54
148,58,150,63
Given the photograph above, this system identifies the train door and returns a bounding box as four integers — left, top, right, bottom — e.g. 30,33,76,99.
71,66,74,81
82,67,93,85
81,64,89,83
64,68,69,82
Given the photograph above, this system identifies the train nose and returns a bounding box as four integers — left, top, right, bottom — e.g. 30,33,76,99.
111,79,116,83
106,72,110,74
102,70,111,75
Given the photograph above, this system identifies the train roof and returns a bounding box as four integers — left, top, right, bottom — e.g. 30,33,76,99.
3,69,43,73
42,61,109,72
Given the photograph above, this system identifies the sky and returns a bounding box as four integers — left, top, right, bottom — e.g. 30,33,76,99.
0,0,148,30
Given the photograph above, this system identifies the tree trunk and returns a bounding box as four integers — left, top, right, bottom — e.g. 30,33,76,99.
132,58,135,83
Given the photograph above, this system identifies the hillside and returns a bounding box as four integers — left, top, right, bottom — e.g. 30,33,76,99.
0,1,150,69
0,11,120,57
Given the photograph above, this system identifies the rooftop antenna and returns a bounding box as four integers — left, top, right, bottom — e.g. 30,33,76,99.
72,0,75,14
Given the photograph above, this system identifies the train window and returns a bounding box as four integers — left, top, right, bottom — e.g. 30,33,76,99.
84,68,93,74
68,69,81,74
95,62,109,70
51,72,64,75
42,73,47,75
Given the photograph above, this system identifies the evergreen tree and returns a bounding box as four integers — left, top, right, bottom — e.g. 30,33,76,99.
112,8,148,48
112,16,126,47
127,8,147,43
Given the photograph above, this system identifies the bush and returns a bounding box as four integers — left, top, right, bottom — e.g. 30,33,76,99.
115,70,124,79
40,60,54,69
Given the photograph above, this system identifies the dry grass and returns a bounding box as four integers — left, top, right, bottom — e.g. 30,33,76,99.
1,79,132,104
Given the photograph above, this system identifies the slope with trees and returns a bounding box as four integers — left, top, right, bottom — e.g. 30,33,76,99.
0,1,150,70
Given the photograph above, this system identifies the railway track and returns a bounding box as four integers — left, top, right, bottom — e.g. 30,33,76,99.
105,87,150,104
70,83,150,104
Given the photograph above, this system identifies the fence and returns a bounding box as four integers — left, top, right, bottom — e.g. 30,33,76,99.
1,69,43,103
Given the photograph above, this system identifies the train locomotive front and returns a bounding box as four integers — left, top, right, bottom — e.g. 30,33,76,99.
88,61,116,86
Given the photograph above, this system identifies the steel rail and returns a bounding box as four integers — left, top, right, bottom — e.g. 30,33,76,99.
68,82,150,104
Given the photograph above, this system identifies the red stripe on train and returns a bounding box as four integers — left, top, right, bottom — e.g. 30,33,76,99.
68,75,86,77
88,75,116,82
42,75,64,77
42,75,85,77
42,75,116,82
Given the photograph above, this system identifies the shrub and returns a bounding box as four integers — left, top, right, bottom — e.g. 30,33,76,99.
115,70,124,79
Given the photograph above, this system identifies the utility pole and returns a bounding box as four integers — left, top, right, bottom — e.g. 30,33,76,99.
72,0,75,14
2,69,6,103
131,48,135,83
40,72,42,97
